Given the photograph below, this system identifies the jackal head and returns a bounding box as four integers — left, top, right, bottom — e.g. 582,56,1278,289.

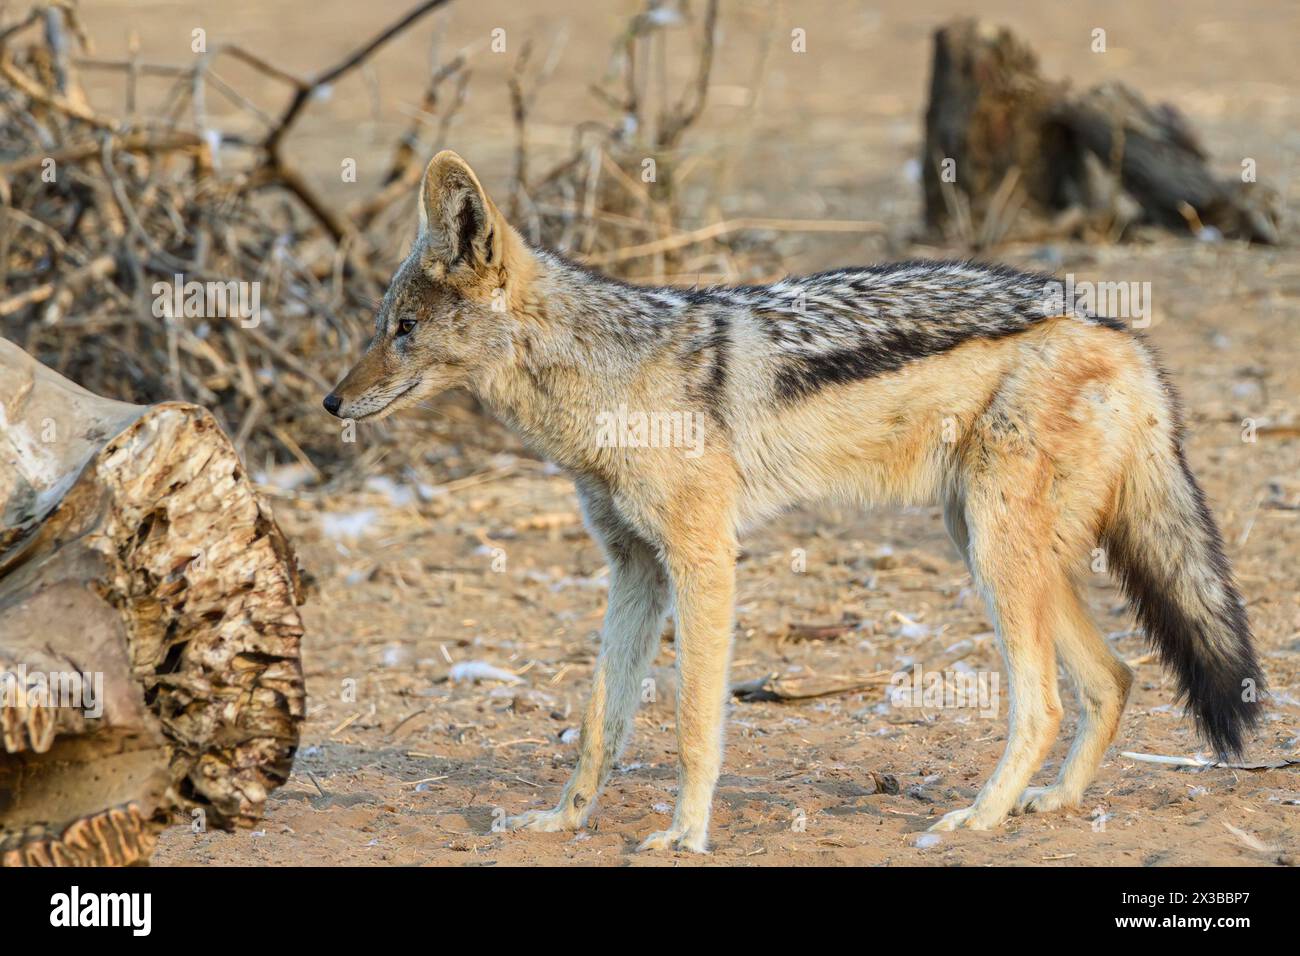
323,151,522,421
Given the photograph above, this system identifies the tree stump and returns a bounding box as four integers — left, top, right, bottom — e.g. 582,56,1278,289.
921,19,1067,244
921,18,1281,245
0,337,305,866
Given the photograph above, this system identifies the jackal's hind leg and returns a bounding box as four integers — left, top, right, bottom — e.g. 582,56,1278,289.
504,490,669,835
1015,585,1132,815
930,491,1065,832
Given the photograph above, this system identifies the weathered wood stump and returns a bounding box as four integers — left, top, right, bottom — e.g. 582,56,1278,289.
921,20,1066,245
0,337,305,866
922,19,1281,245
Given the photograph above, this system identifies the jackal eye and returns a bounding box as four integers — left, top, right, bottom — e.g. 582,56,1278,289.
396,318,417,337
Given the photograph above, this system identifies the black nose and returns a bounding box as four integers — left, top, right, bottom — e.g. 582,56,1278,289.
323,393,342,416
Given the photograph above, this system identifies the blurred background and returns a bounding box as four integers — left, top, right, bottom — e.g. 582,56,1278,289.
6,0,1296,484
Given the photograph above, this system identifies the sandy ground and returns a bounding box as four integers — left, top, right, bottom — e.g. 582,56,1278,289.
70,0,1299,865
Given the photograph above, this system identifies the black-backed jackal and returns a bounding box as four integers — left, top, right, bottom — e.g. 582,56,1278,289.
325,152,1263,852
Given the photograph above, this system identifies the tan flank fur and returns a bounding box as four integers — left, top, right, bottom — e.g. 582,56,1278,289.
325,151,1262,852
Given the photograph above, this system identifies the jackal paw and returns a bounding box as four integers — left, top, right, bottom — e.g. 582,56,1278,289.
1013,785,1079,815
928,805,1003,832
501,805,580,834
637,826,709,854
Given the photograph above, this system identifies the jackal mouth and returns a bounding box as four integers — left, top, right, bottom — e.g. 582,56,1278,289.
351,379,420,422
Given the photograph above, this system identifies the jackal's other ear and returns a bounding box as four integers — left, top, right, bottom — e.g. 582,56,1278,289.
418,150,500,271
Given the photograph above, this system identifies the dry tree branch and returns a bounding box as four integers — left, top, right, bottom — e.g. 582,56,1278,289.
349,43,476,230
210,0,457,245
657,0,718,150
262,0,453,157
0,51,112,128
506,39,534,222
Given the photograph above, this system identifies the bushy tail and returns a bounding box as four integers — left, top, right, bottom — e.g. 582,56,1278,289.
1105,438,1263,759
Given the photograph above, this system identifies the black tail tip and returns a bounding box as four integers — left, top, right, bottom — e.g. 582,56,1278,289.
1189,668,1266,762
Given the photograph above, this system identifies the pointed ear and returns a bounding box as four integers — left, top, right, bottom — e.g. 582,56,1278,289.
417,150,500,271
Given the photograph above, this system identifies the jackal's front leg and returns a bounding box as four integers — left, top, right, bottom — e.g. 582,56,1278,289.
503,503,669,835
638,519,736,854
